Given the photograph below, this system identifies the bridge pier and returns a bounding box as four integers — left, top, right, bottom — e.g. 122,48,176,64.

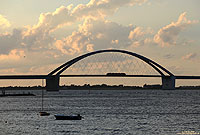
162,76,175,90
46,76,60,91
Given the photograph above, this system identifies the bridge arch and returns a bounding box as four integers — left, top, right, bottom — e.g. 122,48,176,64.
48,49,174,76
46,49,175,91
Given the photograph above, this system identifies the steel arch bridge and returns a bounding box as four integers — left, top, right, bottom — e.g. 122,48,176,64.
48,49,173,76
46,49,176,90
1,49,200,90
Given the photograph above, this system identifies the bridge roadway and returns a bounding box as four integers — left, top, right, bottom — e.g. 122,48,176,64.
0,75,200,79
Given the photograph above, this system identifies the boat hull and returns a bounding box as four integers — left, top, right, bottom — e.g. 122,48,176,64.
39,112,50,116
54,115,82,120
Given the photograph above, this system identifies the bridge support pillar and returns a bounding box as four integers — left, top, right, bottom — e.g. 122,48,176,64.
46,76,60,91
162,76,175,90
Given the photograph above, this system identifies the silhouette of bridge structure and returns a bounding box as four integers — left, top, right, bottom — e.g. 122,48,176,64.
0,49,200,90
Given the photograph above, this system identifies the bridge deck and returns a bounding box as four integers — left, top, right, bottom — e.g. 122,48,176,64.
0,75,47,79
60,75,162,77
175,76,200,79
0,75,200,79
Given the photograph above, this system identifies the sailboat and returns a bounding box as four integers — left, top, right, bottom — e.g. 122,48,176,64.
39,79,50,116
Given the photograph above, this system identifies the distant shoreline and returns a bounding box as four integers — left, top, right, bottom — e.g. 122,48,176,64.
1,84,200,90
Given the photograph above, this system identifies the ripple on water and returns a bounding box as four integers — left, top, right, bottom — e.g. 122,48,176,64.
0,89,200,135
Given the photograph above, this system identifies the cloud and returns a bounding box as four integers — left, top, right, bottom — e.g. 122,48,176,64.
29,0,147,35
86,44,94,52
0,14,11,28
23,0,147,51
0,29,23,54
54,18,134,54
54,31,89,55
72,0,147,20
33,5,75,33
12,5,75,53
22,27,55,51
128,27,153,40
154,12,198,47
0,0,147,55
0,49,25,61
128,27,154,47
182,53,197,60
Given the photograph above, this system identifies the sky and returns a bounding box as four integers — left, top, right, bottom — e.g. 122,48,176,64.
0,0,200,86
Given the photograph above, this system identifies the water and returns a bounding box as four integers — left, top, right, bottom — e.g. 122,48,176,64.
0,89,200,135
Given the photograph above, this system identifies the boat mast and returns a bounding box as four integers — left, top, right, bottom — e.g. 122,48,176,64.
39,79,50,116
41,79,44,111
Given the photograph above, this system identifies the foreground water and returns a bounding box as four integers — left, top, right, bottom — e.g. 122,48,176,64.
0,89,200,135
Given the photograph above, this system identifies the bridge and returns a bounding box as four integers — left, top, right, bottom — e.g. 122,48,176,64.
0,49,200,90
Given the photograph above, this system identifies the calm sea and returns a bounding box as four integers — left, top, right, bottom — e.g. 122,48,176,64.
0,89,200,135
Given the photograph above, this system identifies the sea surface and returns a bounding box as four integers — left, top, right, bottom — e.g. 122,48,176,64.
0,89,200,135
